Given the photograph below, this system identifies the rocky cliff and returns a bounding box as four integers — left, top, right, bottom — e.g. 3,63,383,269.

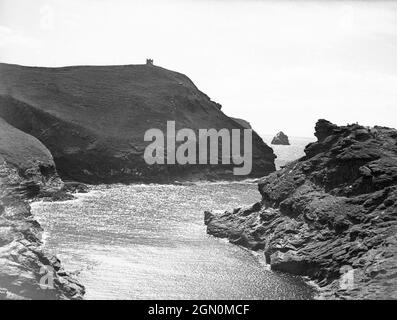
0,63,275,183
0,118,84,300
205,120,397,299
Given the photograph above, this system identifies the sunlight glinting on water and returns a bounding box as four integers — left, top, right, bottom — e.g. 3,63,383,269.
31,137,315,300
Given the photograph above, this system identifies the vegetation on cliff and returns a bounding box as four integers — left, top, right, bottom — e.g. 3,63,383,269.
0,119,84,300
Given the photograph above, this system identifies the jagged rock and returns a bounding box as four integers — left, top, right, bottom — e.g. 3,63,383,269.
314,119,338,142
205,119,397,299
0,119,84,300
271,131,290,145
0,63,275,183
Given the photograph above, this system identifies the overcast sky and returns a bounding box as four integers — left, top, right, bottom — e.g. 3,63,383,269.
1,0,396,137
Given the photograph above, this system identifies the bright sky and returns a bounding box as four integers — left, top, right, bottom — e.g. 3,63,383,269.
1,0,396,137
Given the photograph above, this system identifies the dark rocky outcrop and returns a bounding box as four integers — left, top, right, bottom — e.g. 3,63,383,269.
205,119,397,299
0,63,275,183
271,131,290,145
0,117,62,197
0,118,84,300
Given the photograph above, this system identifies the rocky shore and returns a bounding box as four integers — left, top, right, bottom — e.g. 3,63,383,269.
0,62,278,299
205,120,397,299
0,119,84,300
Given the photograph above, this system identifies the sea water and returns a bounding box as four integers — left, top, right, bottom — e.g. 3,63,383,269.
31,136,315,300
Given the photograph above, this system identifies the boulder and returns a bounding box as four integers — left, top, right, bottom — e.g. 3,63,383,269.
231,117,252,129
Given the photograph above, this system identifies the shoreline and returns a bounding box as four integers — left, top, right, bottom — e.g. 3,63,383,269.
204,207,351,300
220,239,321,299
33,181,314,300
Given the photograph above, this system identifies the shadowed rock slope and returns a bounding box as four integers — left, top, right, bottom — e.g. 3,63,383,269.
205,120,397,299
231,117,252,129
0,63,275,183
0,118,84,300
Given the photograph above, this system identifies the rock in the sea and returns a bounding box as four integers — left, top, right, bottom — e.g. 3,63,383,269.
205,119,397,299
0,118,84,300
271,131,290,145
0,63,275,183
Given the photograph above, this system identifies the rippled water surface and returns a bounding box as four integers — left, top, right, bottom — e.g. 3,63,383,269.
32,182,314,300
32,137,314,299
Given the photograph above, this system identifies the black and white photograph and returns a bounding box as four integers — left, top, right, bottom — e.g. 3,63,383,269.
0,0,396,311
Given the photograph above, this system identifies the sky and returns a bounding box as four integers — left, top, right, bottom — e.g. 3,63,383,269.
0,0,397,137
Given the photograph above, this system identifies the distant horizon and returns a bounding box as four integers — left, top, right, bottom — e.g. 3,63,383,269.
0,59,394,139
1,0,396,136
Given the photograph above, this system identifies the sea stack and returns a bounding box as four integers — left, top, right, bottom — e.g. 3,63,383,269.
271,131,290,145
205,119,397,299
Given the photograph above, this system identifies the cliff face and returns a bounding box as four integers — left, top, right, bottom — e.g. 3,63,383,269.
0,63,275,183
0,119,84,300
205,120,397,299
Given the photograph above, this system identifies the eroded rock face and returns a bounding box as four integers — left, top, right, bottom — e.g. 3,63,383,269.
0,63,275,183
0,119,84,300
271,131,290,145
0,118,63,196
205,119,397,299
